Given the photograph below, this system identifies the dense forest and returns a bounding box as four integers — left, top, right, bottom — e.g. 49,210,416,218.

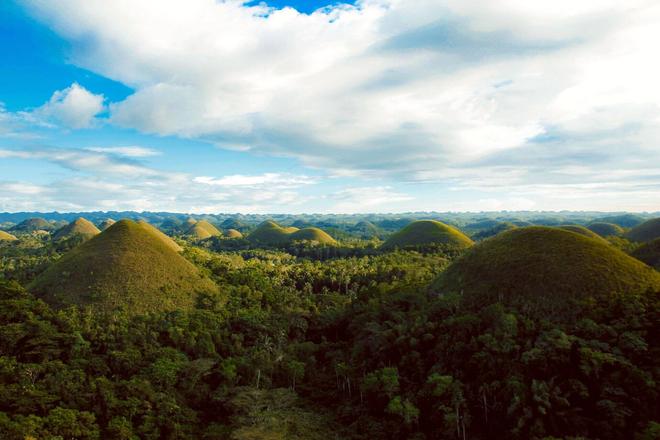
0,212,659,439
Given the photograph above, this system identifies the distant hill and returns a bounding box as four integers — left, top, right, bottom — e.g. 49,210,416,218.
221,218,248,231
30,220,219,314
248,220,335,245
471,222,517,240
594,214,646,228
349,220,380,239
187,220,222,240
631,239,660,270
626,218,660,242
0,231,18,241
225,229,243,239
11,217,54,232
99,219,116,230
587,222,624,237
137,220,183,252
381,220,473,250
558,225,607,242
431,227,660,320
53,217,100,241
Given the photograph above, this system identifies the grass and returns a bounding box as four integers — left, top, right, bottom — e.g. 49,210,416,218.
432,226,660,320
381,220,473,250
137,220,183,252
187,220,222,239
29,219,219,314
587,222,625,237
52,217,100,240
631,238,660,270
289,227,337,244
558,225,608,242
11,217,53,232
247,220,336,245
626,218,660,242
225,228,243,238
0,230,18,241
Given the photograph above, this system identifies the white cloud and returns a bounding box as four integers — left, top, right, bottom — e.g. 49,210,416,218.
85,146,161,157
29,83,105,129
328,186,413,213
194,173,316,187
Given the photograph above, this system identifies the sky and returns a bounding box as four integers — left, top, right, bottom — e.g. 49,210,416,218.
0,0,659,214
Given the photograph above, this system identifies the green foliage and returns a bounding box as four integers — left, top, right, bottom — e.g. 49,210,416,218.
587,222,625,237
381,220,473,251
558,224,608,242
627,218,660,243
632,238,660,270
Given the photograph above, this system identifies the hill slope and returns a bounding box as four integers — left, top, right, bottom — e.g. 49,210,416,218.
99,219,116,230
0,231,18,241
53,217,101,240
587,222,625,237
137,220,183,252
631,238,660,270
30,220,219,313
626,218,660,242
381,220,473,250
289,227,336,244
558,225,607,242
431,227,660,319
225,229,243,238
247,220,336,245
187,220,222,239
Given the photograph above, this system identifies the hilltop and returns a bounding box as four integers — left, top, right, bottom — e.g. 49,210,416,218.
381,220,473,250
587,222,624,237
471,221,516,240
0,231,18,241
52,217,101,241
289,227,336,245
11,217,54,232
631,238,660,270
99,219,116,230
626,218,660,242
225,229,243,238
431,227,660,319
29,220,219,314
558,225,607,242
187,220,222,240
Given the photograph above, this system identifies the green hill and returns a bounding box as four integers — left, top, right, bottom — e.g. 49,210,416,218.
381,220,473,250
11,217,54,232
626,218,660,242
99,219,116,230
431,227,660,319
631,238,660,270
472,222,517,240
558,225,607,242
29,220,219,314
0,230,18,241
289,227,336,244
587,222,624,237
225,229,243,238
187,220,222,240
137,220,183,252
594,214,645,228
350,221,380,238
53,217,100,241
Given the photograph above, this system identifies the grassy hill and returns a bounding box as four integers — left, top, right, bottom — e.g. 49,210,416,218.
225,229,243,238
0,230,18,241
11,217,54,232
99,219,116,230
29,219,219,314
381,220,473,250
431,227,660,319
137,220,183,252
626,218,660,242
594,214,646,228
587,222,624,237
53,217,100,240
631,238,660,270
558,225,607,242
289,227,336,245
187,220,222,240
472,222,517,240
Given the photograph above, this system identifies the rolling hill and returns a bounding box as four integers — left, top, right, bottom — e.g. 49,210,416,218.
626,218,660,242
99,219,116,230
587,222,625,237
381,220,473,250
11,217,54,232
289,227,337,244
558,225,607,242
631,238,660,270
225,229,243,239
431,227,660,319
29,220,219,314
0,231,18,241
53,217,101,241
187,220,222,239
247,220,336,245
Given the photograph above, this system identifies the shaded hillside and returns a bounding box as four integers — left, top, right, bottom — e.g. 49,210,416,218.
432,227,660,320
558,225,607,242
52,217,100,241
631,238,660,270
11,217,54,232
381,220,473,250
29,220,219,314
99,219,116,230
626,218,660,242
587,222,624,237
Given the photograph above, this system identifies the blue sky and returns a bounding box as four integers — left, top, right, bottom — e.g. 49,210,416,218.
1,0,659,213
